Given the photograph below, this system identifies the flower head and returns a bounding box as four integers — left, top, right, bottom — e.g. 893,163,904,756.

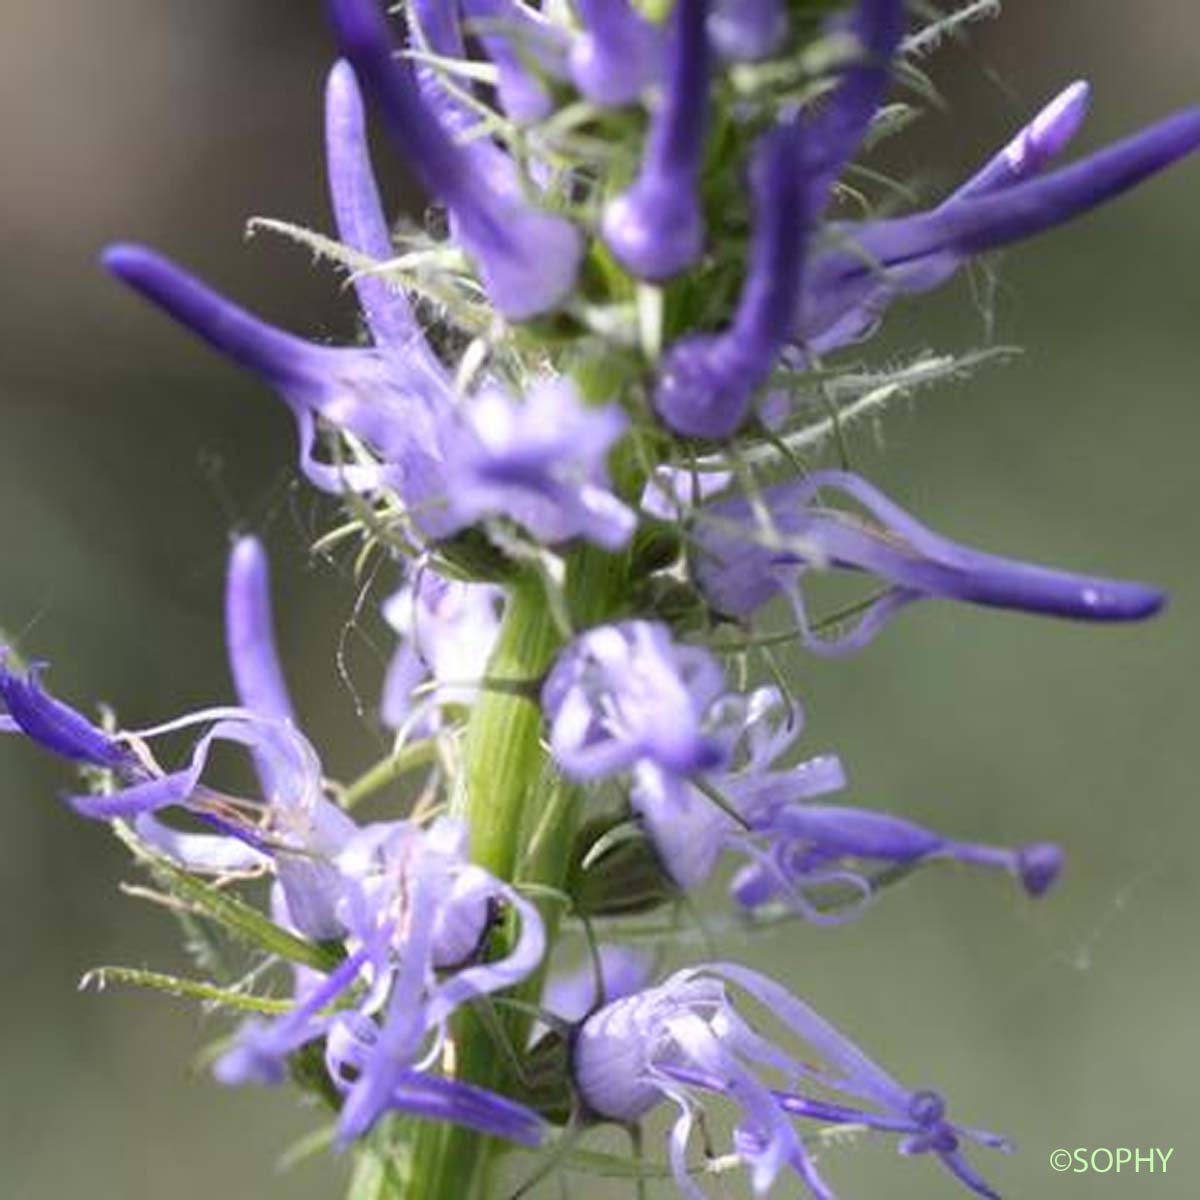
216,817,547,1147
694,469,1164,653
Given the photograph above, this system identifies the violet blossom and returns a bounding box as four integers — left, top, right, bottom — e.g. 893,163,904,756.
329,0,583,319
216,814,548,1147
654,119,813,438
601,0,711,279
381,568,506,733
541,621,736,781
693,469,1164,653
573,962,1009,1198
569,0,663,107
798,102,1200,357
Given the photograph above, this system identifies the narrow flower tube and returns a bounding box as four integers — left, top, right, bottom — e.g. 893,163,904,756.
461,0,566,123
573,964,1006,1198
804,0,905,211
569,0,663,106
694,469,1164,653
329,0,583,319
708,0,788,62
654,121,811,438
811,80,1094,347
800,106,1200,349
103,244,446,501
0,659,135,770
325,59,447,380
729,805,1065,910
601,0,711,279
225,536,296,726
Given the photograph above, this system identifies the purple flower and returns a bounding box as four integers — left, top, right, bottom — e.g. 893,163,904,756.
569,0,663,107
0,658,135,771
804,0,905,213
629,686,846,895
573,963,1008,1198
440,378,636,550
326,817,546,1141
708,0,788,62
461,0,567,124
601,0,711,279
381,568,506,733
329,0,583,319
216,817,548,1148
105,59,456,505
799,102,1200,355
542,621,737,781
694,469,1164,654
730,806,1064,912
654,120,813,438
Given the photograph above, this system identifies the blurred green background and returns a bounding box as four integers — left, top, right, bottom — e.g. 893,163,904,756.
1,2,1197,1197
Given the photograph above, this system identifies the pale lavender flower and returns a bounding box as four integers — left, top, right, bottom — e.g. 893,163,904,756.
573,963,1008,1198
601,0,710,279
541,621,736,781
708,0,788,61
694,469,1164,654
216,817,548,1148
569,0,663,106
381,568,505,732
441,378,636,550
330,0,583,319
324,817,546,1141
629,686,848,898
654,120,812,438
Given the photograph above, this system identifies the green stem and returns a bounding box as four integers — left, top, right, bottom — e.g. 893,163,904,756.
406,520,633,1199
407,572,563,1200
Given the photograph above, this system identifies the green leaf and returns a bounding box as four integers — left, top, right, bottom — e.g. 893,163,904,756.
79,965,293,1014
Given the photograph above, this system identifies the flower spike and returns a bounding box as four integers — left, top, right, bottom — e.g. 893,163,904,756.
654,120,812,438
328,0,583,319
601,0,711,280
695,469,1164,653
